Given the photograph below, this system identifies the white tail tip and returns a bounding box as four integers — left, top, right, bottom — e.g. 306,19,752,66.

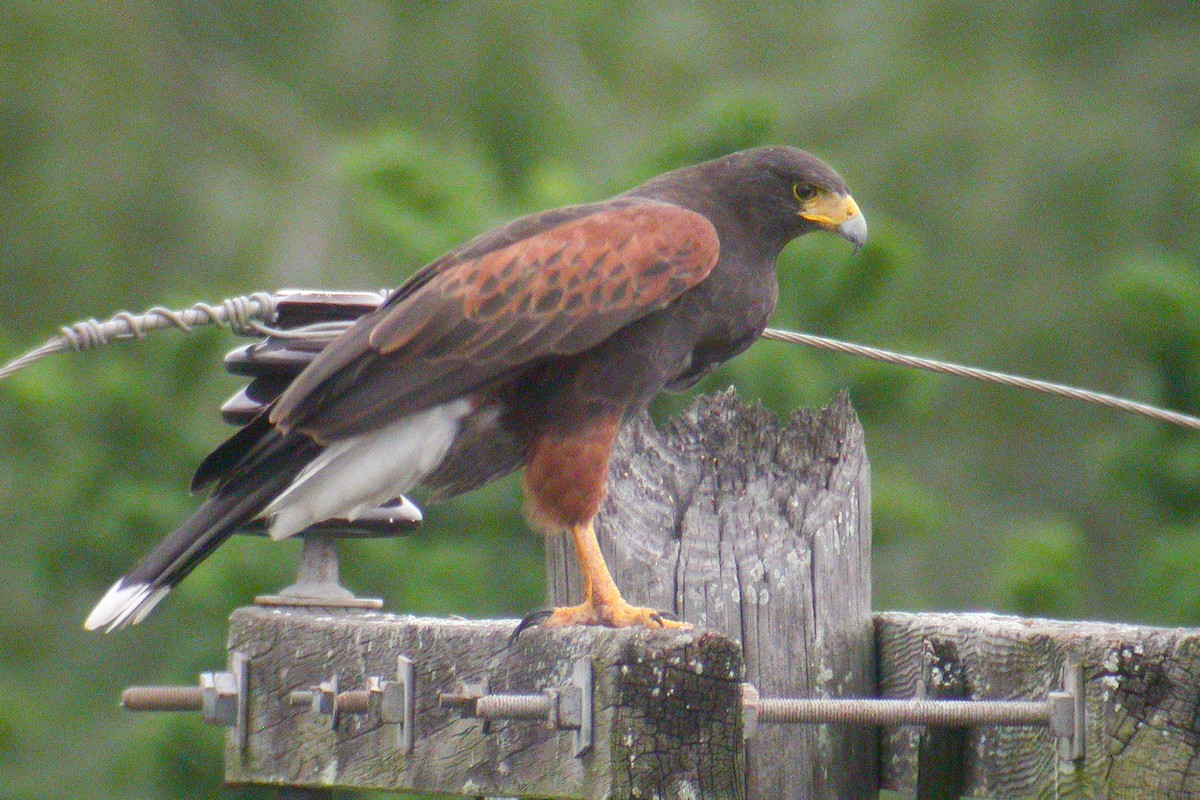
84,579,169,632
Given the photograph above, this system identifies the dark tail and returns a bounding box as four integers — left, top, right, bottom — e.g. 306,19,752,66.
84,430,319,632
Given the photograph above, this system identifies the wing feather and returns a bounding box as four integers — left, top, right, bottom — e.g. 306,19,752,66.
271,200,720,440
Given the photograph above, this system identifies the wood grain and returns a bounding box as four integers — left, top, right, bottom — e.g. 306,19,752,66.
547,390,875,799
878,611,1200,798
223,607,744,798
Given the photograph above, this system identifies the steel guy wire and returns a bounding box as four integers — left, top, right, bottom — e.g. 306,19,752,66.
760,327,1200,431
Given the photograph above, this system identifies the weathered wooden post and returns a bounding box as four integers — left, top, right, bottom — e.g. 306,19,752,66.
876,612,1200,797
222,612,744,797
547,390,876,799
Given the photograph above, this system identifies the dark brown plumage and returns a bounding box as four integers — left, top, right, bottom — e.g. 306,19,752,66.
85,146,866,632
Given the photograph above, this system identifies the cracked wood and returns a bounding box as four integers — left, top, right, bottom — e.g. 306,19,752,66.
878,611,1200,798
546,390,876,799
223,609,743,798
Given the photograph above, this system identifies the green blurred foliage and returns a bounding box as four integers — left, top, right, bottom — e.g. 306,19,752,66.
2,1,1200,797
992,519,1086,618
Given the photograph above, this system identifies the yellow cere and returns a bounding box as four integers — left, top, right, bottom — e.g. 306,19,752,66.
799,192,861,228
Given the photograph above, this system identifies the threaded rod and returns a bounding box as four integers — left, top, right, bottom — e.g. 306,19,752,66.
756,697,1051,728
476,693,552,721
336,691,371,715
121,686,204,712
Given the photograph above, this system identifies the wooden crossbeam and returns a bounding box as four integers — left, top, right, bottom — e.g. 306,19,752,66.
878,611,1200,797
223,608,744,798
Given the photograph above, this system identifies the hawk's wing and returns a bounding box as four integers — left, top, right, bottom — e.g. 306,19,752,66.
270,199,721,441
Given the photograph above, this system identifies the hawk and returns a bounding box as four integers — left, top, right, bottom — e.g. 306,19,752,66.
85,146,866,632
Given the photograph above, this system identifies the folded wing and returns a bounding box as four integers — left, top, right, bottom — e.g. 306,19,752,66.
270,199,721,441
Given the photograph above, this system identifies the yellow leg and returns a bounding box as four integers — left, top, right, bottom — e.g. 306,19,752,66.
540,522,691,630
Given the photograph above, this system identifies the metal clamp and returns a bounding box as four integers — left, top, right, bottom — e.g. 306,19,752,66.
439,658,593,757
120,651,250,751
288,656,415,752
742,659,1085,761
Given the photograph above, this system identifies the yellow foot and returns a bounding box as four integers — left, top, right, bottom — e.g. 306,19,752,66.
539,599,692,630
509,600,691,644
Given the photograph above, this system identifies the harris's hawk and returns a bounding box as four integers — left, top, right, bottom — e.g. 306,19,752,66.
85,146,866,632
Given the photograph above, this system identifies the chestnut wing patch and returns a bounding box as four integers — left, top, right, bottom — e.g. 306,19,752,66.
273,201,720,439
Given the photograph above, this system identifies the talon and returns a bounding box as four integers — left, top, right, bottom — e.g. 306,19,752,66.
509,608,556,645
627,606,690,630
526,599,692,630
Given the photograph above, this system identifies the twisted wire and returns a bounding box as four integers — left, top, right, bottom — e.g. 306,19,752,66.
762,328,1200,432
0,293,277,380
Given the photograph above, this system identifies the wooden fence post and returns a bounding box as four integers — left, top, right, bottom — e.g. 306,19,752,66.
546,390,876,799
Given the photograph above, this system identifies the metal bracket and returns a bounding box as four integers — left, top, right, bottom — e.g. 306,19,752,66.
438,658,594,757
379,656,416,754
226,651,250,751
256,533,383,609
566,658,594,757
1050,659,1086,762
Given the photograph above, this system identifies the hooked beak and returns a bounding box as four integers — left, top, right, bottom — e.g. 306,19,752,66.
800,193,867,252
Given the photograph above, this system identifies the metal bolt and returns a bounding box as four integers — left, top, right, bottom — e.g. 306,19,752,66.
439,678,488,716
476,690,556,724
289,676,340,728
334,678,378,716
119,652,249,750
123,671,238,726
750,693,1055,726
438,658,592,757
200,670,240,726
288,656,415,753
121,685,203,712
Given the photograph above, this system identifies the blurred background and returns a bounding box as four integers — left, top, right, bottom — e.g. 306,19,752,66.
2,1,1199,797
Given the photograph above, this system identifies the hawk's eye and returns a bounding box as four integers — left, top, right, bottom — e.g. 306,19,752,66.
792,183,818,203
